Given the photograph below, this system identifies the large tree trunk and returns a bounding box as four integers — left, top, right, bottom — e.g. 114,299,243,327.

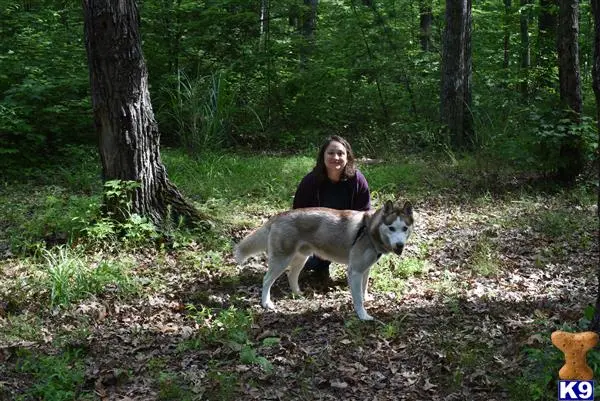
83,0,202,226
589,0,600,334
556,0,584,183
440,0,474,149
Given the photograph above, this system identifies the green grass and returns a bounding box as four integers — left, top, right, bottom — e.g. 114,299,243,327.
157,371,194,401
41,246,139,306
469,237,500,277
163,151,314,210
370,255,430,297
15,348,92,401
3,145,594,256
0,313,43,343
0,144,597,400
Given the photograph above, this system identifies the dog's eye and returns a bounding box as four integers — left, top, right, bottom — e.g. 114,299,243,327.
389,226,396,232
402,227,408,232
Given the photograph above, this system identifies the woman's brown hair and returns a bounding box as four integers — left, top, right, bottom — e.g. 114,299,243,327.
313,135,357,183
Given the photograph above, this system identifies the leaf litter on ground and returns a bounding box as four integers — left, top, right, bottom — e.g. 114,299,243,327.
0,194,598,400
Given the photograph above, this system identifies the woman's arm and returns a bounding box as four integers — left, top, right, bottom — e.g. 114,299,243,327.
353,170,371,211
292,172,318,209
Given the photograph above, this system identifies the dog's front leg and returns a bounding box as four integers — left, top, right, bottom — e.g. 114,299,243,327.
348,268,373,321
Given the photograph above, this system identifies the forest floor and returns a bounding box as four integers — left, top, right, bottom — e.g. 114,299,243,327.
0,157,598,400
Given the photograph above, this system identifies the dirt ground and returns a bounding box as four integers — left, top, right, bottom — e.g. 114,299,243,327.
1,197,598,400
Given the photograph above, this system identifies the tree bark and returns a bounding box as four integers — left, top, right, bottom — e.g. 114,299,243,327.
300,0,318,67
440,0,474,149
503,0,512,69
589,0,600,334
592,0,600,133
260,0,269,51
556,0,584,183
419,0,433,52
558,0,582,116
83,0,202,227
538,0,557,63
519,0,530,95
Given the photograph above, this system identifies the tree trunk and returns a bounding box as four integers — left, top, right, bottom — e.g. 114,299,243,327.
83,0,202,227
538,0,557,62
260,0,269,51
503,0,512,69
419,0,433,52
519,0,530,95
589,0,600,334
593,0,600,134
558,0,582,116
300,0,318,67
440,0,474,149
556,0,584,183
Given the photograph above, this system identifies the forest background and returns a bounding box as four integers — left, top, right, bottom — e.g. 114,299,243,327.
0,0,599,400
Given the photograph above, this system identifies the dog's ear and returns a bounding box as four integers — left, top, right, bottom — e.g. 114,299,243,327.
384,200,394,214
402,201,413,216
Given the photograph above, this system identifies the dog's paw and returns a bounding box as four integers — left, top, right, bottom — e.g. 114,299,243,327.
262,300,276,310
357,311,374,321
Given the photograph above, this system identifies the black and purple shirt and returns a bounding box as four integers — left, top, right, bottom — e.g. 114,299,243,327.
292,170,371,211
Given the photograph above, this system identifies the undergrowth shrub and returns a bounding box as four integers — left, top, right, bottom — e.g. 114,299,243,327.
532,113,597,176
181,305,273,373
76,180,160,249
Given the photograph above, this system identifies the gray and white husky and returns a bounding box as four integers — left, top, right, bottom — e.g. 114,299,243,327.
234,200,414,321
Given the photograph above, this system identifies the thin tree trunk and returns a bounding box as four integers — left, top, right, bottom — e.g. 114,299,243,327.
503,0,512,69
538,0,557,64
351,1,390,123
363,1,417,118
519,0,531,95
83,0,202,226
464,0,473,139
300,0,318,67
260,0,269,51
419,0,433,52
589,0,600,334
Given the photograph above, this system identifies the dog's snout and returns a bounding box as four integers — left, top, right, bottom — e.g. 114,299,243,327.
394,244,404,255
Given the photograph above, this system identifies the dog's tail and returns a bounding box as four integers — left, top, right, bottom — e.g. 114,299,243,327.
234,224,270,264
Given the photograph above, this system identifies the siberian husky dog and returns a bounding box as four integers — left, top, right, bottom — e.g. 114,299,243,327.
234,200,414,321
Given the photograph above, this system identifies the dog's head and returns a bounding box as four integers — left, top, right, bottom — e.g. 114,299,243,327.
378,200,414,255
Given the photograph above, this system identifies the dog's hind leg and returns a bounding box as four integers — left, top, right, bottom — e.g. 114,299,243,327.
287,254,309,296
262,253,292,310
361,267,374,302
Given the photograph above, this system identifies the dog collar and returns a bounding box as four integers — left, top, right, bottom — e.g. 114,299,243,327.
352,224,367,246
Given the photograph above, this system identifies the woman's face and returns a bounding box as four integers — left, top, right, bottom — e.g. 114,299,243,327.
323,140,348,180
